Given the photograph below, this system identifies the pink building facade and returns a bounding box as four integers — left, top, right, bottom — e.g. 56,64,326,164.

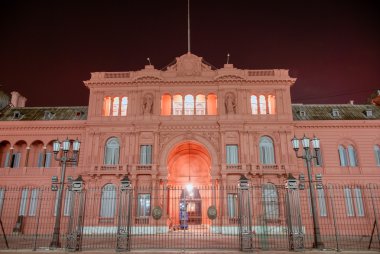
0,53,379,250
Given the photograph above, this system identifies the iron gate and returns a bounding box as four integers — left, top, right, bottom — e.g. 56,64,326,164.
0,182,379,251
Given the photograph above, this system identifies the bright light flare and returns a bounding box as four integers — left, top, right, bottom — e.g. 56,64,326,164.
186,183,194,197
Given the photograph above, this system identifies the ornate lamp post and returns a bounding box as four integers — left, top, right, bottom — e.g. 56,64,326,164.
50,138,80,249
291,135,324,249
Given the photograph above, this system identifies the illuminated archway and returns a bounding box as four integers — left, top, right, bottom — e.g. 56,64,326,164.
167,141,211,186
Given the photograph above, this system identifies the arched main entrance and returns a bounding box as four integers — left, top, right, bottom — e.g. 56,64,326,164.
167,141,211,186
166,141,211,228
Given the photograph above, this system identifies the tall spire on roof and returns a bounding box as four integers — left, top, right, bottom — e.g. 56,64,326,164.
187,0,191,53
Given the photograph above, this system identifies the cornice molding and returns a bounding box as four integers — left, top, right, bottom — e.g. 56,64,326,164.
294,121,380,129
84,79,294,88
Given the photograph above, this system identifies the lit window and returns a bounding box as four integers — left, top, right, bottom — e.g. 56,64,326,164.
184,94,194,115
195,94,206,115
226,145,238,164
103,96,111,116
268,95,276,114
112,97,119,116
251,95,258,115
104,138,120,165
259,136,275,165
207,94,217,115
121,97,128,116
137,193,151,217
100,184,117,218
161,94,172,115
259,95,267,114
173,95,183,115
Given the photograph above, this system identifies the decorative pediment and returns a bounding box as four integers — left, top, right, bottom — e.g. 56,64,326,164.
166,53,212,76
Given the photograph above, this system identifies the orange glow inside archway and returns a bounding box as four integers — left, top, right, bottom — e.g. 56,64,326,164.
167,142,211,186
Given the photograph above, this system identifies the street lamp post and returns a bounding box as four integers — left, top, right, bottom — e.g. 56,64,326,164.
50,138,80,249
291,135,324,249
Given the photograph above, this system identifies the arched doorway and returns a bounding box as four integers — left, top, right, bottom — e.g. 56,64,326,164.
167,141,211,186
167,141,211,228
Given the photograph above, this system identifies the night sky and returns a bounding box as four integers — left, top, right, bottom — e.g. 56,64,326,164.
0,1,379,107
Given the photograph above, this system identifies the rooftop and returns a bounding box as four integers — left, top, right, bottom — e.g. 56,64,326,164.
0,104,379,121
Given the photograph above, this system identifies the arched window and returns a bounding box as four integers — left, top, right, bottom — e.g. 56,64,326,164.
251,95,258,115
103,96,111,116
259,136,275,164
161,94,172,115
374,145,380,166
259,95,267,114
121,97,128,116
195,94,206,115
262,183,279,220
207,94,217,115
30,140,44,168
100,184,116,218
268,95,276,114
339,144,358,167
104,138,120,165
173,95,183,115
112,97,119,116
347,145,358,167
338,145,348,166
45,141,54,168
184,94,194,115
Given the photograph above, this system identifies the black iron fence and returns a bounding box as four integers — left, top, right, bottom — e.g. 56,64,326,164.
0,182,379,251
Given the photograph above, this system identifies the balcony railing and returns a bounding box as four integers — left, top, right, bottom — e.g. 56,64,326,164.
130,164,157,173
136,165,152,171
222,164,246,173
89,164,128,176
250,164,288,176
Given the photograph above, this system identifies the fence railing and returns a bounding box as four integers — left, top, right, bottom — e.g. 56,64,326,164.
0,183,378,251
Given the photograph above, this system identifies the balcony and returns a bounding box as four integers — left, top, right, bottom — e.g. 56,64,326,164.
88,164,128,177
250,164,288,177
130,164,157,174
221,164,247,174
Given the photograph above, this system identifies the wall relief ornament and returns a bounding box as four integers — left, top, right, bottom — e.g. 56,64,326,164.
202,132,219,149
160,132,175,149
167,53,211,76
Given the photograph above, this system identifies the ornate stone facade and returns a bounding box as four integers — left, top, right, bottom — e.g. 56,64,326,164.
0,52,379,195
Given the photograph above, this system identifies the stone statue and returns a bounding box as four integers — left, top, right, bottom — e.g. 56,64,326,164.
143,95,153,115
225,93,236,114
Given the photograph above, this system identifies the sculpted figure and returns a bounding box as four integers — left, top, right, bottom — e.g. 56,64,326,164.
143,95,153,115
225,94,236,114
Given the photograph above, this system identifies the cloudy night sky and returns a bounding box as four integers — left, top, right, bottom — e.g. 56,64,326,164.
0,0,379,106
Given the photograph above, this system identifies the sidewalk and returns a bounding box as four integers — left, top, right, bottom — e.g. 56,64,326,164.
0,250,380,254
